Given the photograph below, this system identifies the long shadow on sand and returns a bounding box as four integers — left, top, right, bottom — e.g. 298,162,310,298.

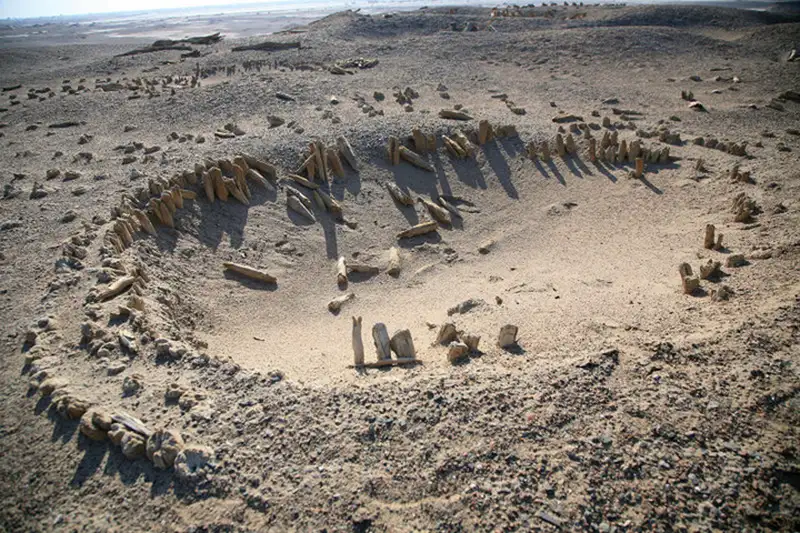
484,139,519,199
154,186,276,254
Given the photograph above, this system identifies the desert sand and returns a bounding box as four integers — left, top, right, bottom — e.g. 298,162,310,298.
0,2,799,531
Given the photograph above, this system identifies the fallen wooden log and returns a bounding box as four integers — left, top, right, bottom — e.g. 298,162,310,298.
418,198,451,225
287,195,315,221
351,358,422,369
399,146,434,172
372,323,392,361
328,293,355,313
223,262,277,284
439,109,473,120
241,154,277,183
386,182,413,205
98,276,136,302
286,173,319,190
397,220,438,240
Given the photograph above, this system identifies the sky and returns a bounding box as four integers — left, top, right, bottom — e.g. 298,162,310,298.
0,0,289,19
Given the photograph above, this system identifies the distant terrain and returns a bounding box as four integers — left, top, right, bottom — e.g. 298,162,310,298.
0,3,798,532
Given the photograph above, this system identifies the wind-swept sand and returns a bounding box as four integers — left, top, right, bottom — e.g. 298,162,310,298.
1,4,799,531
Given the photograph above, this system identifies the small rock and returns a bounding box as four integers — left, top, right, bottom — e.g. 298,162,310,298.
165,382,188,400
447,341,469,363
267,116,285,128
175,445,215,480
478,240,495,254
122,373,143,394
726,254,746,267
447,298,485,316
61,210,77,223
107,362,127,376
120,431,146,459
147,429,185,469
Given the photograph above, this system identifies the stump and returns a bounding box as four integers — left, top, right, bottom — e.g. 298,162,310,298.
390,329,416,359
372,323,392,361
498,324,518,349
703,224,715,250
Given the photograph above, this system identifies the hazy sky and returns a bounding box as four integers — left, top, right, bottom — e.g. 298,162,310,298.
0,0,281,19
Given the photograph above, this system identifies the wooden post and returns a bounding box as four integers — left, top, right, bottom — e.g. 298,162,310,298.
703,224,715,250
352,316,364,367
372,323,392,361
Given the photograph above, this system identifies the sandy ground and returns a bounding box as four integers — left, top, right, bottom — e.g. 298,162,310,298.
0,3,799,532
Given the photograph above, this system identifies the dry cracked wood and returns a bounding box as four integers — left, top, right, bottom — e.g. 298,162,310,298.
98,275,136,302
327,148,345,179
351,358,421,369
287,195,315,222
287,173,319,190
372,323,392,361
317,189,342,216
478,119,492,145
439,109,473,120
352,316,365,367
418,198,451,225
328,292,355,313
336,256,347,285
223,262,277,284
397,220,438,240
387,247,401,276
443,136,466,159
241,154,277,183
387,136,400,166
133,210,156,235
386,182,413,205
438,196,462,219
246,168,271,189
412,128,427,153
452,131,476,157
336,136,358,171
390,329,416,359
399,146,434,172
347,263,379,275
498,324,519,348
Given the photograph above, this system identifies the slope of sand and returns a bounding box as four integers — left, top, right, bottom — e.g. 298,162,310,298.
1,4,799,532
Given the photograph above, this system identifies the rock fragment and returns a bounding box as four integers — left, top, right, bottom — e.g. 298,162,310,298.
436,322,458,345
146,429,185,470
447,341,469,363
